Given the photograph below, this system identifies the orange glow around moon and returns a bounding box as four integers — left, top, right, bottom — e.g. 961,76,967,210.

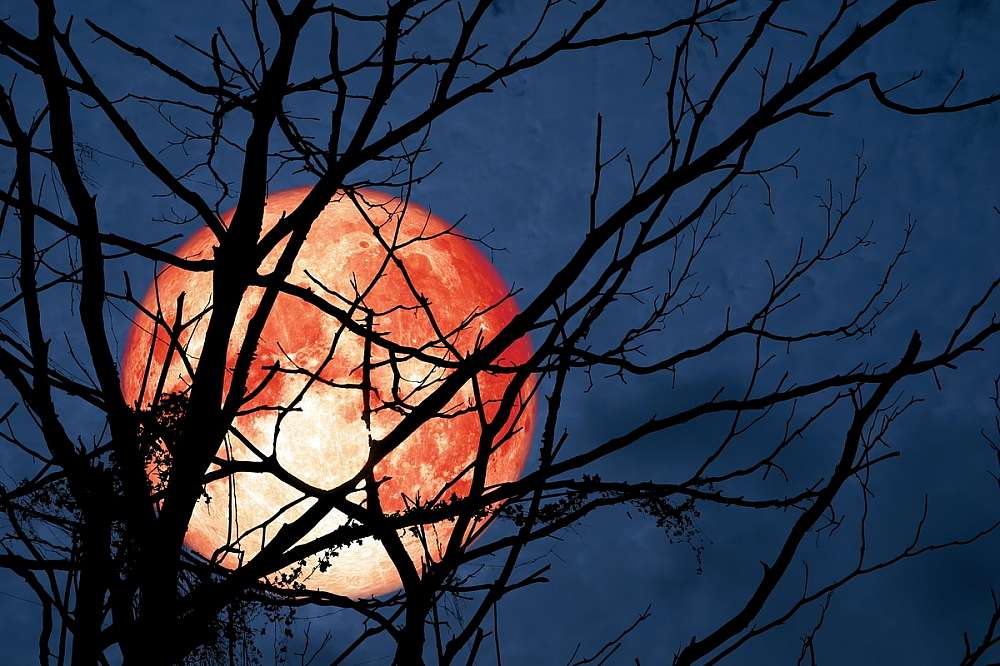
120,188,534,597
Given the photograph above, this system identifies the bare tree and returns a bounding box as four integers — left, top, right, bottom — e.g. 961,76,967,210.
0,1,997,664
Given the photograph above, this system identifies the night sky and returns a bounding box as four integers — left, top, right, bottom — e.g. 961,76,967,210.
1,1,998,664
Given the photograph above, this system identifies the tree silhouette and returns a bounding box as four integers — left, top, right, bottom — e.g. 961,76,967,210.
0,1,998,664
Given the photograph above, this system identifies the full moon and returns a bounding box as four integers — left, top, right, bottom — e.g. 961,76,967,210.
121,188,534,597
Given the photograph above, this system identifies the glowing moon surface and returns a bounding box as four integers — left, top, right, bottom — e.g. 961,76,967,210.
121,188,534,597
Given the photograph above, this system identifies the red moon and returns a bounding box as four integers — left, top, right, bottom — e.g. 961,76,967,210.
121,188,534,597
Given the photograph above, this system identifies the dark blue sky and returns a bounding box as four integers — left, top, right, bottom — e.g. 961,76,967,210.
0,1,998,663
